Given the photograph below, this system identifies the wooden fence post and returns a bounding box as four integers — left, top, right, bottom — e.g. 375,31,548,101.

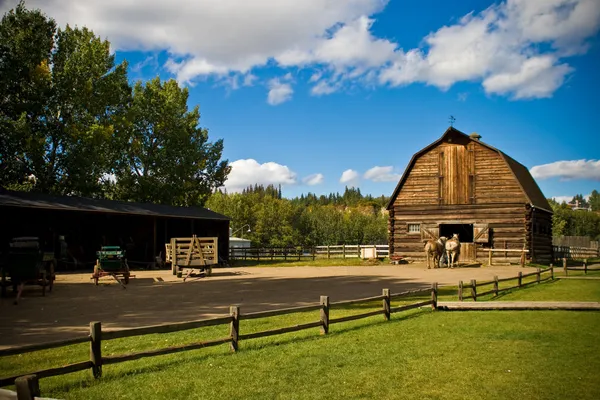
563,257,567,276
584,259,587,275
90,321,102,378
550,265,554,280
320,296,330,334
431,283,438,310
312,247,316,261
518,272,522,287
494,276,499,297
471,279,477,302
358,245,361,259
520,248,525,268
327,246,330,259
342,245,346,259
15,375,40,400
230,305,239,352
536,268,541,283
383,289,391,320
458,281,463,302
488,249,492,266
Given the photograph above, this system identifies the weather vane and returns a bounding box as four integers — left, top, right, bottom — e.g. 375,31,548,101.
449,115,456,127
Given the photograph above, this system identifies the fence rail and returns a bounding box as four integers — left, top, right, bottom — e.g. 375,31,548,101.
458,267,554,301
0,285,436,389
553,246,599,260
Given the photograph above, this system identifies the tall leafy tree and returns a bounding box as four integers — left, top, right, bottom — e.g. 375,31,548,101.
0,2,131,196
113,78,230,206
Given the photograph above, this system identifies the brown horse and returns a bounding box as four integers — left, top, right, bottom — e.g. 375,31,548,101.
424,236,447,269
445,234,461,269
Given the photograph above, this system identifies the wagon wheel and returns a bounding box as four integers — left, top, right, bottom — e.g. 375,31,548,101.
205,266,212,277
93,261,100,286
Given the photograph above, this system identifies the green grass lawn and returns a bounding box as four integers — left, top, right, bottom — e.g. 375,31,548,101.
2,309,599,400
490,278,600,302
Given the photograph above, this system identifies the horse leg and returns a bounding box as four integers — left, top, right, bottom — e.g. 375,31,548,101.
449,251,454,269
427,252,431,269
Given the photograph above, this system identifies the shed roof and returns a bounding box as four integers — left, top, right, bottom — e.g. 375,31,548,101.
386,127,552,213
0,188,230,220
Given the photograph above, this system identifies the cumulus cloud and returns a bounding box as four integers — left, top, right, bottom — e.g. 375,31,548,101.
223,159,297,192
4,0,598,99
530,159,600,181
363,166,401,182
267,78,294,105
302,173,324,186
340,169,360,185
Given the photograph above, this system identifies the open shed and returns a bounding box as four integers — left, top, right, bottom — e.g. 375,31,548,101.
0,188,230,269
387,127,553,264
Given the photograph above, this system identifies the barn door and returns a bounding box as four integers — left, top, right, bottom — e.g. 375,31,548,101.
421,226,439,241
473,223,489,243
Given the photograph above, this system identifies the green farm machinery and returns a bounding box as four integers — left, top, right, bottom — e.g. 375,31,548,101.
92,246,132,287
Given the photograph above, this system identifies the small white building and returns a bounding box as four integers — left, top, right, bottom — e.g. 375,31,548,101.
229,236,251,259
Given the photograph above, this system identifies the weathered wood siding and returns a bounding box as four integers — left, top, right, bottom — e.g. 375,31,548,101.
388,132,551,263
390,204,527,260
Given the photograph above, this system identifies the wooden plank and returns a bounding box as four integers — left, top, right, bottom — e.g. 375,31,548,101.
389,287,431,299
390,300,433,313
438,301,600,311
238,321,322,340
0,361,92,387
330,294,386,307
240,304,322,320
329,309,384,324
103,337,232,365
0,336,90,357
103,315,233,340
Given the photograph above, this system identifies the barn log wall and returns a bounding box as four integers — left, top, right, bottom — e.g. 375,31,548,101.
389,130,552,264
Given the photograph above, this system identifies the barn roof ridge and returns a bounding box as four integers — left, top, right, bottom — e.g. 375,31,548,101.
386,127,552,213
0,188,231,220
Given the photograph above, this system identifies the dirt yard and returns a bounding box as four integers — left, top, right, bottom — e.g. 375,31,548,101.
0,263,528,348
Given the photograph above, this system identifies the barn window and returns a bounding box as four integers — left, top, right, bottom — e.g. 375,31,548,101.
408,224,421,234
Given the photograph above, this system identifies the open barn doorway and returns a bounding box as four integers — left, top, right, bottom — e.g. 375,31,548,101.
439,224,474,242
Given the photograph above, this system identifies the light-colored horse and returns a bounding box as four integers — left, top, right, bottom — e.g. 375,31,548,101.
424,236,447,269
445,234,461,269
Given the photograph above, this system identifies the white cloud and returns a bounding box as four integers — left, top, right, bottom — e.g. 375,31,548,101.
379,0,600,98
3,0,598,99
302,173,325,185
340,169,360,185
363,166,401,182
243,74,258,87
267,78,294,105
223,159,297,193
552,196,574,204
530,159,600,181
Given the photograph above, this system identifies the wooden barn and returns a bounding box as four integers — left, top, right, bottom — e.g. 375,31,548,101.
387,127,553,264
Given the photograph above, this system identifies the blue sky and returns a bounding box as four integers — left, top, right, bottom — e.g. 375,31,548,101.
5,0,600,202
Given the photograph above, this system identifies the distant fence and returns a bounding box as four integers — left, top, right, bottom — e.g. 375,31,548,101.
0,286,436,391
229,245,389,261
314,245,389,259
553,236,599,249
553,246,599,260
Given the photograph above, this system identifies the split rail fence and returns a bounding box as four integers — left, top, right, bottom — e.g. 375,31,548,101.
553,246,599,260
0,285,438,391
458,267,554,301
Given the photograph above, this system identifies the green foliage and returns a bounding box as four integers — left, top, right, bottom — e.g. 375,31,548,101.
589,190,600,212
207,185,389,247
0,3,229,205
111,78,229,206
548,195,600,240
0,3,131,196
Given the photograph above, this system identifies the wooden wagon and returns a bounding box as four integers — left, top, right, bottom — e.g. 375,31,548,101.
2,237,53,304
92,246,131,287
166,236,218,281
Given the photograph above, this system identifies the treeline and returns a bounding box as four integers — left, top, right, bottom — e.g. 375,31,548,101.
207,186,390,247
0,2,229,206
549,190,600,240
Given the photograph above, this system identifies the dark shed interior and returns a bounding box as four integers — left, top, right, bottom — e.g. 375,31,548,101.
0,189,230,270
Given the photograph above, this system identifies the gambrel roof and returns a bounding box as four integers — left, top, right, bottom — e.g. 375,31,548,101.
386,127,552,213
